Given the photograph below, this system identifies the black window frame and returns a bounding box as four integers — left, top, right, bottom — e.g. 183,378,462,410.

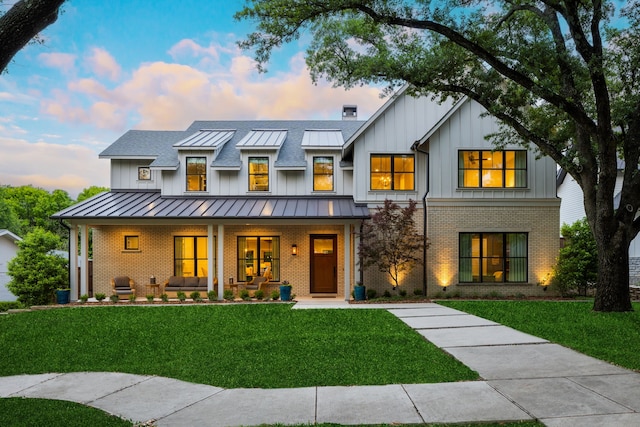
458,150,527,188
370,154,415,191
313,156,334,191
186,157,207,192
459,232,528,283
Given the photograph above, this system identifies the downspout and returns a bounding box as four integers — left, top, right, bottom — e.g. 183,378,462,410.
411,141,429,297
358,220,364,285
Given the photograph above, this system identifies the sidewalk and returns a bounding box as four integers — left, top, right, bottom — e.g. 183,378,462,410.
1,302,639,426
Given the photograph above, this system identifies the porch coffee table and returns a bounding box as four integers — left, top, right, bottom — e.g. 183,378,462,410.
145,283,161,297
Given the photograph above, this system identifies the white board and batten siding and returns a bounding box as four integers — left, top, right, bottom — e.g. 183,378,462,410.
110,159,161,192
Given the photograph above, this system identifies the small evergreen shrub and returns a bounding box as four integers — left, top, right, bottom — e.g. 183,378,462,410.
223,289,235,301
160,293,169,302
95,293,106,302
207,290,217,301
146,295,155,302
79,294,89,303
128,294,136,302
366,288,377,299
399,289,407,297
177,291,187,302
382,290,391,298
239,289,250,301
271,290,280,300
109,294,119,303
190,291,202,302
413,289,423,296
254,289,265,300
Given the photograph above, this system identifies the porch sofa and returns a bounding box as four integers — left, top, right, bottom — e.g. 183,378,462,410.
163,276,216,298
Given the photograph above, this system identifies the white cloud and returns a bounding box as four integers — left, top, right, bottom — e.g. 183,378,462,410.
86,47,122,81
0,136,109,198
38,52,77,75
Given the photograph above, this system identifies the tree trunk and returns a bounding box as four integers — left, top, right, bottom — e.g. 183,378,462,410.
0,0,65,73
593,228,633,312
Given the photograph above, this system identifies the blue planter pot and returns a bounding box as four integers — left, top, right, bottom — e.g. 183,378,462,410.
279,285,292,301
55,289,71,304
354,285,366,301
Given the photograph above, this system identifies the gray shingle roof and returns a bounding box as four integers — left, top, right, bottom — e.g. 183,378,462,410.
99,120,366,170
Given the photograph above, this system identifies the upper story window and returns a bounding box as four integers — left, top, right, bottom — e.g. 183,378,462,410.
458,150,527,188
370,154,415,191
186,157,207,191
249,157,269,191
313,156,334,191
459,232,528,283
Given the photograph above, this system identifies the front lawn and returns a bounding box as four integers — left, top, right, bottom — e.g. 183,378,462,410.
439,300,640,371
0,304,477,388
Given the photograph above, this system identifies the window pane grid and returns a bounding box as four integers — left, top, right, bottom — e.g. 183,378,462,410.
370,154,414,190
459,150,526,188
313,157,334,191
237,236,280,282
186,157,207,191
249,157,269,191
459,232,527,283
174,236,213,277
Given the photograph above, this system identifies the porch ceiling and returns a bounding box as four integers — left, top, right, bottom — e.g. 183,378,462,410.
52,191,370,220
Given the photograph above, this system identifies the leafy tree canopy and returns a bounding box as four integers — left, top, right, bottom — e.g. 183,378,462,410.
77,186,109,203
551,218,598,296
237,0,640,311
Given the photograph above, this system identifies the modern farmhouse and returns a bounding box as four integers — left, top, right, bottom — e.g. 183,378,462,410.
53,87,560,300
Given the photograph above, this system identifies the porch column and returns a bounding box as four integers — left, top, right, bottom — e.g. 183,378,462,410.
69,225,78,299
217,224,224,300
344,223,351,301
208,225,214,293
79,224,89,297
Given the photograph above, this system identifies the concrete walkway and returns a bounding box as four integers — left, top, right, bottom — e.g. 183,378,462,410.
1,301,639,426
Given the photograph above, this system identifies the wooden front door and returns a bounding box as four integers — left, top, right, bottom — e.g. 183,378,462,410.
310,235,337,293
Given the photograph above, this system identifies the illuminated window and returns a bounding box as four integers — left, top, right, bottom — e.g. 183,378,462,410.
237,236,280,282
186,157,207,191
459,233,528,283
124,235,139,251
313,157,334,191
249,157,269,191
458,150,527,188
174,236,213,277
370,154,414,190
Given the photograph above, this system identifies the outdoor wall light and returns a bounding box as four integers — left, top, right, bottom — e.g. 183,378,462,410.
292,244,298,256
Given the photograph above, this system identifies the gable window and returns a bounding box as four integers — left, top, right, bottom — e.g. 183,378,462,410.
249,157,269,191
459,232,528,283
237,236,279,282
174,236,213,277
370,154,415,190
313,156,334,191
459,150,527,188
186,157,207,191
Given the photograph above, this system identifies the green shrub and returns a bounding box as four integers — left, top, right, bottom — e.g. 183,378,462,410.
366,288,377,299
0,302,23,312
95,293,106,302
146,295,155,302
160,293,169,303
413,288,423,296
254,289,265,300
223,289,235,301
6,228,67,306
128,294,136,303
239,289,250,300
399,289,407,297
79,294,89,303
270,290,280,300
207,290,217,301
550,218,597,296
109,294,119,303
190,291,202,302
177,291,187,302
383,290,391,298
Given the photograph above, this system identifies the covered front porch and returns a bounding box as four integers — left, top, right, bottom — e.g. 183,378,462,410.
52,191,370,301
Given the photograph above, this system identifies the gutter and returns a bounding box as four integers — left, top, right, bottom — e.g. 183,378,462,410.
411,141,429,297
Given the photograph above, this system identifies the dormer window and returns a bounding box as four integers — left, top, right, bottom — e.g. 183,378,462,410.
249,157,269,191
186,157,207,191
313,157,334,191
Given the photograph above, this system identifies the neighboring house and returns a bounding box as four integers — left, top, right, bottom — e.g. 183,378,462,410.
0,229,21,301
557,161,640,284
53,87,560,300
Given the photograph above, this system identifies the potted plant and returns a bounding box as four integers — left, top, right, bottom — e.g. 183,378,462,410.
353,281,366,301
279,280,292,301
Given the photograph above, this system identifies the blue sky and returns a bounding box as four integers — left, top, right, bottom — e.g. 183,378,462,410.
0,0,384,198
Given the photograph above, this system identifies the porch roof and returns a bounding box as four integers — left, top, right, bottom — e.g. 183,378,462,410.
52,191,370,220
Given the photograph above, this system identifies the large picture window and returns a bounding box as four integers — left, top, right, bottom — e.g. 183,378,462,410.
237,236,279,282
249,157,269,191
174,236,213,277
313,156,334,191
458,150,527,188
459,232,528,283
370,154,415,190
186,157,207,191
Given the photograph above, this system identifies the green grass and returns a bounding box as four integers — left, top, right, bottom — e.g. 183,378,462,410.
439,300,640,371
0,304,477,388
0,397,133,426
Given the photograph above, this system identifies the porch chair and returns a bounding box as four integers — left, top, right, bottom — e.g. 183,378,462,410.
111,276,136,300
245,266,271,294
